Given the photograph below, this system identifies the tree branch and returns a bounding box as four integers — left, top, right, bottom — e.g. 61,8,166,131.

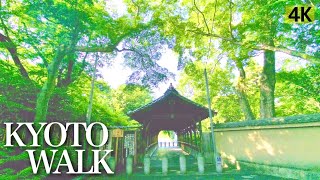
119,47,155,62
75,23,151,53
0,14,30,79
0,32,31,79
131,0,140,18
193,0,210,34
255,44,319,64
228,0,234,39
74,46,116,53
22,22,49,67
77,52,89,77
188,29,319,64
116,47,144,57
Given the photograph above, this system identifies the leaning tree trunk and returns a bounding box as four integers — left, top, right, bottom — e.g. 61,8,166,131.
235,88,255,120
34,50,66,124
0,33,30,80
84,53,98,168
235,61,255,120
260,46,276,118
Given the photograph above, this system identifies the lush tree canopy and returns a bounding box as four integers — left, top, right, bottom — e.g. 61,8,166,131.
136,0,319,120
0,0,318,128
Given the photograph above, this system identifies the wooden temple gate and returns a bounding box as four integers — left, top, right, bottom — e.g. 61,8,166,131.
106,84,216,172
128,84,215,160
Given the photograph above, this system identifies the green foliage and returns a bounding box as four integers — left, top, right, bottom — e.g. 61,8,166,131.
140,0,319,121
178,58,319,126
0,1,318,177
111,84,153,114
0,61,38,122
0,0,177,127
0,60,151,126
178,61,243,123
276,64,320,116
0,59,154,177
1,0,318,125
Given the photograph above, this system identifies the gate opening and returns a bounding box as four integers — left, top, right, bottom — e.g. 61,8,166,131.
158,130,178,148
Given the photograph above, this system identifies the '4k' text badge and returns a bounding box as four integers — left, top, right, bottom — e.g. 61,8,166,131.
285,5,315,24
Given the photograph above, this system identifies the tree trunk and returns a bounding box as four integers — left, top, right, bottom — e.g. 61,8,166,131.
84,54,98,168
34,50,66,124
235,61,255,120
57,57,75,87
260,47,276,118
0,33,30,79
236,88,255,120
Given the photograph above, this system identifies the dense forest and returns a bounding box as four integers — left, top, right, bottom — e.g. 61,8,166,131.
0,0,318,127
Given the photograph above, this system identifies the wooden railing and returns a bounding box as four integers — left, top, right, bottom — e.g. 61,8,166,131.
178,141,200,152
158,141,178,148
178,141,200,157
145,142,158,157
144,141,201,157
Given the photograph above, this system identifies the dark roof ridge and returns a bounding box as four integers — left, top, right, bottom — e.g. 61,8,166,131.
128,84,211,116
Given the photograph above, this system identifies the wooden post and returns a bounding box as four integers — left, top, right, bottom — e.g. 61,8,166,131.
188,130,191,144
115,137,119,164
182,133,185,142
198,121,203,152
134,130,137,165
189,130,193,145
121,137,124,165
183,132,185,142
194,128,198,147
107,131,113,151
185,131,188,143
185,130,188,143
3,130,5,144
